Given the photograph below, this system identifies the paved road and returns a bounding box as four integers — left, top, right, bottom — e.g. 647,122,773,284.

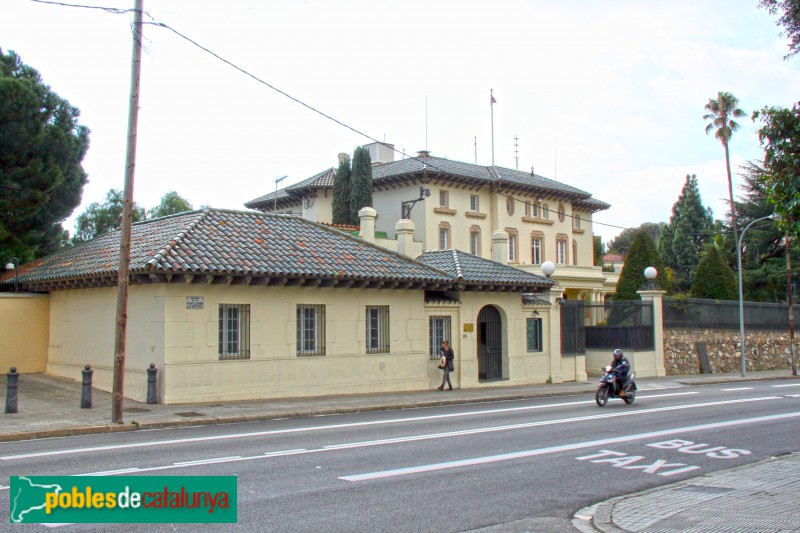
2,378,799,531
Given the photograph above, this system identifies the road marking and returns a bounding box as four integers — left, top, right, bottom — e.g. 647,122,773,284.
786,394,800,398
84,468,140,476
339,410,800,482
173,456,241,466
772,383,800,388
0,392,697,461
722,387,754,391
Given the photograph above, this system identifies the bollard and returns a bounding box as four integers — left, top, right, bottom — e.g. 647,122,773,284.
81,364,93,409
5,367,19,414
146,363,158,405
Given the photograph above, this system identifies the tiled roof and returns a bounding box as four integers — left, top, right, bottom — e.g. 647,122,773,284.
244,168,335,210
245,154,609,212
417,250,555,290
3,209,456,291
522,293,552,307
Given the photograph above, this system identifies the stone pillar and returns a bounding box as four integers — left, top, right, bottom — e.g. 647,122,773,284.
492,230,509,264
547,287,564,383
637,289,667,377
395,219,415,257
358,207,377,244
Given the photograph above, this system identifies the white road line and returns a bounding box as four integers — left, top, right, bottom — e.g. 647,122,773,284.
339,411,800,482
772,383,800,388
52,396,783,478
722,387,754,391
84,468,140,476
0,393,695,461
786,394,800,398
173,456,242,466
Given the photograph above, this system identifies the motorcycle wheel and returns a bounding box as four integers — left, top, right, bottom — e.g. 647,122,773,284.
595,384,609,407
622,386,636,404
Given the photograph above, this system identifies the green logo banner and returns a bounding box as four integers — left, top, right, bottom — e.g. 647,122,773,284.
9,476,237,523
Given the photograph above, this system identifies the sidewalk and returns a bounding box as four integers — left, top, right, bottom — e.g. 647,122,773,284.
2,369,799,533
0,369,795,442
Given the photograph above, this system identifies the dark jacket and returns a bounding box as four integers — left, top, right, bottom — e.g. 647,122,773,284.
611,356,630,379
441,347,455,371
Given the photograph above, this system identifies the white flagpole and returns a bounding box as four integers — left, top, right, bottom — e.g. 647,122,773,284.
490,89,495,166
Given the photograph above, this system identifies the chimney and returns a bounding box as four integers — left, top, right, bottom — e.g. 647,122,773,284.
365,142,395,165
358,207,377,244
395,219,415,257
492,230,509,264
338,152,349,165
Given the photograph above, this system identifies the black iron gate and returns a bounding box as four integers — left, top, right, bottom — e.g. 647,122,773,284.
560,300,586,355
478,305,503,381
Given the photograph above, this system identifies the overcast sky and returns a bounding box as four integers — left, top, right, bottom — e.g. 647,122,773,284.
2,0,798,244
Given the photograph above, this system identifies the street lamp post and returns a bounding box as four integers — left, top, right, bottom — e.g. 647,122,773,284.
4,258,19,292
737,215,774,377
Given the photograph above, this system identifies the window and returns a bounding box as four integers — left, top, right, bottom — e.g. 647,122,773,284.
558,203,566,223
439,190,449,207
219,304,250,359
531,237,542,265
366,306,390,354
297,304,326,356
524,201,532,217
543,203,550,220
573,240,578,266
508,233,517,262
470,227,481,256
470,194,480,212
557,239,567,265
506,197,515,215
533,202,540,218
573,211,581,229
429,316,451,359
527,318,543,352
438,222,451,250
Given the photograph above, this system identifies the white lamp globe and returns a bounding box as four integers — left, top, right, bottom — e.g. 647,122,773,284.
644,266,657,281
541,261,556,278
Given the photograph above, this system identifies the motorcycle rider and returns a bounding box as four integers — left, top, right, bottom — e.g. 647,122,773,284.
610,348,630,395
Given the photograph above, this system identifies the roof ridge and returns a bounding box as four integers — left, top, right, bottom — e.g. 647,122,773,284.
144,210,210,270
451,249,464,279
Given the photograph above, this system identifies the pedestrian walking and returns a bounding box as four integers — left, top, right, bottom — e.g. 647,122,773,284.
437,340,455,391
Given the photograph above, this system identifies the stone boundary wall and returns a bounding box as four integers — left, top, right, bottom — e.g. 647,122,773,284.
664,327,797,375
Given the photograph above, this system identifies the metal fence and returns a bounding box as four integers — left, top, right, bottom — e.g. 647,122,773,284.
561,300,654,354
663,298,800,330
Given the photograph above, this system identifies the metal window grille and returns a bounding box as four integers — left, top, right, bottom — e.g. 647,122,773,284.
663,297,800,330
218,304,250,360
366,306,390,353
297,304,326,356
531,238,541,265
429,316,451,359
527,318,542,352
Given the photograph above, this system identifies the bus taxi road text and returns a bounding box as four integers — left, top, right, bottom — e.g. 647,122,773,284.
576,439,751,477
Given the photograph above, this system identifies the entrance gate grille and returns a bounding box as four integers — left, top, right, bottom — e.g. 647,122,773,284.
478,306,503,381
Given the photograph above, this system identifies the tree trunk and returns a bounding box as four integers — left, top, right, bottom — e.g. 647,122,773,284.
723,140,740,247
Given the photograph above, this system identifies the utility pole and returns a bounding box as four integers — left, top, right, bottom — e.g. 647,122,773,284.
113,0,144,424
514,135,519,170
788,232,797,376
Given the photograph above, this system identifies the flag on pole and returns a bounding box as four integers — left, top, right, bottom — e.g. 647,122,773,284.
490,95,497,104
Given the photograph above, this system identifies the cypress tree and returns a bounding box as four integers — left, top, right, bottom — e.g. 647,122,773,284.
332,153,351,225
349,146,373,225
659,174,714,292
615,230,665,301
691,245,738,300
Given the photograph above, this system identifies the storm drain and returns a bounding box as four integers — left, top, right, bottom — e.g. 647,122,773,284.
677,485,735,495
174,411,207,418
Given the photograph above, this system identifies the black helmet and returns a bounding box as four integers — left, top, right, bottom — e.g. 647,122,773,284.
613,349,623,358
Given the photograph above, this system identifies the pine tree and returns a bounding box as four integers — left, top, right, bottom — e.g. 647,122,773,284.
349,146,373,225
615,230,666,301
691,245,738,300
659,174,714,292
332,153,351,225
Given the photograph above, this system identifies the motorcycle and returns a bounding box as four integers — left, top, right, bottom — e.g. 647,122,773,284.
595,365,637,406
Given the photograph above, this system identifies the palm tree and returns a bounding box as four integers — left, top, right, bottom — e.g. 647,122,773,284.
704,91,746,246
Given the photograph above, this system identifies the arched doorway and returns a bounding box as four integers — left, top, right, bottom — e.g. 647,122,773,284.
478,305,503,381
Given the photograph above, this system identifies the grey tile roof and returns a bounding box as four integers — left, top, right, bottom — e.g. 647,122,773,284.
417,250,555,290
246,154,609,212
522,293,552,306
244,168,335,210
4,209,456,291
